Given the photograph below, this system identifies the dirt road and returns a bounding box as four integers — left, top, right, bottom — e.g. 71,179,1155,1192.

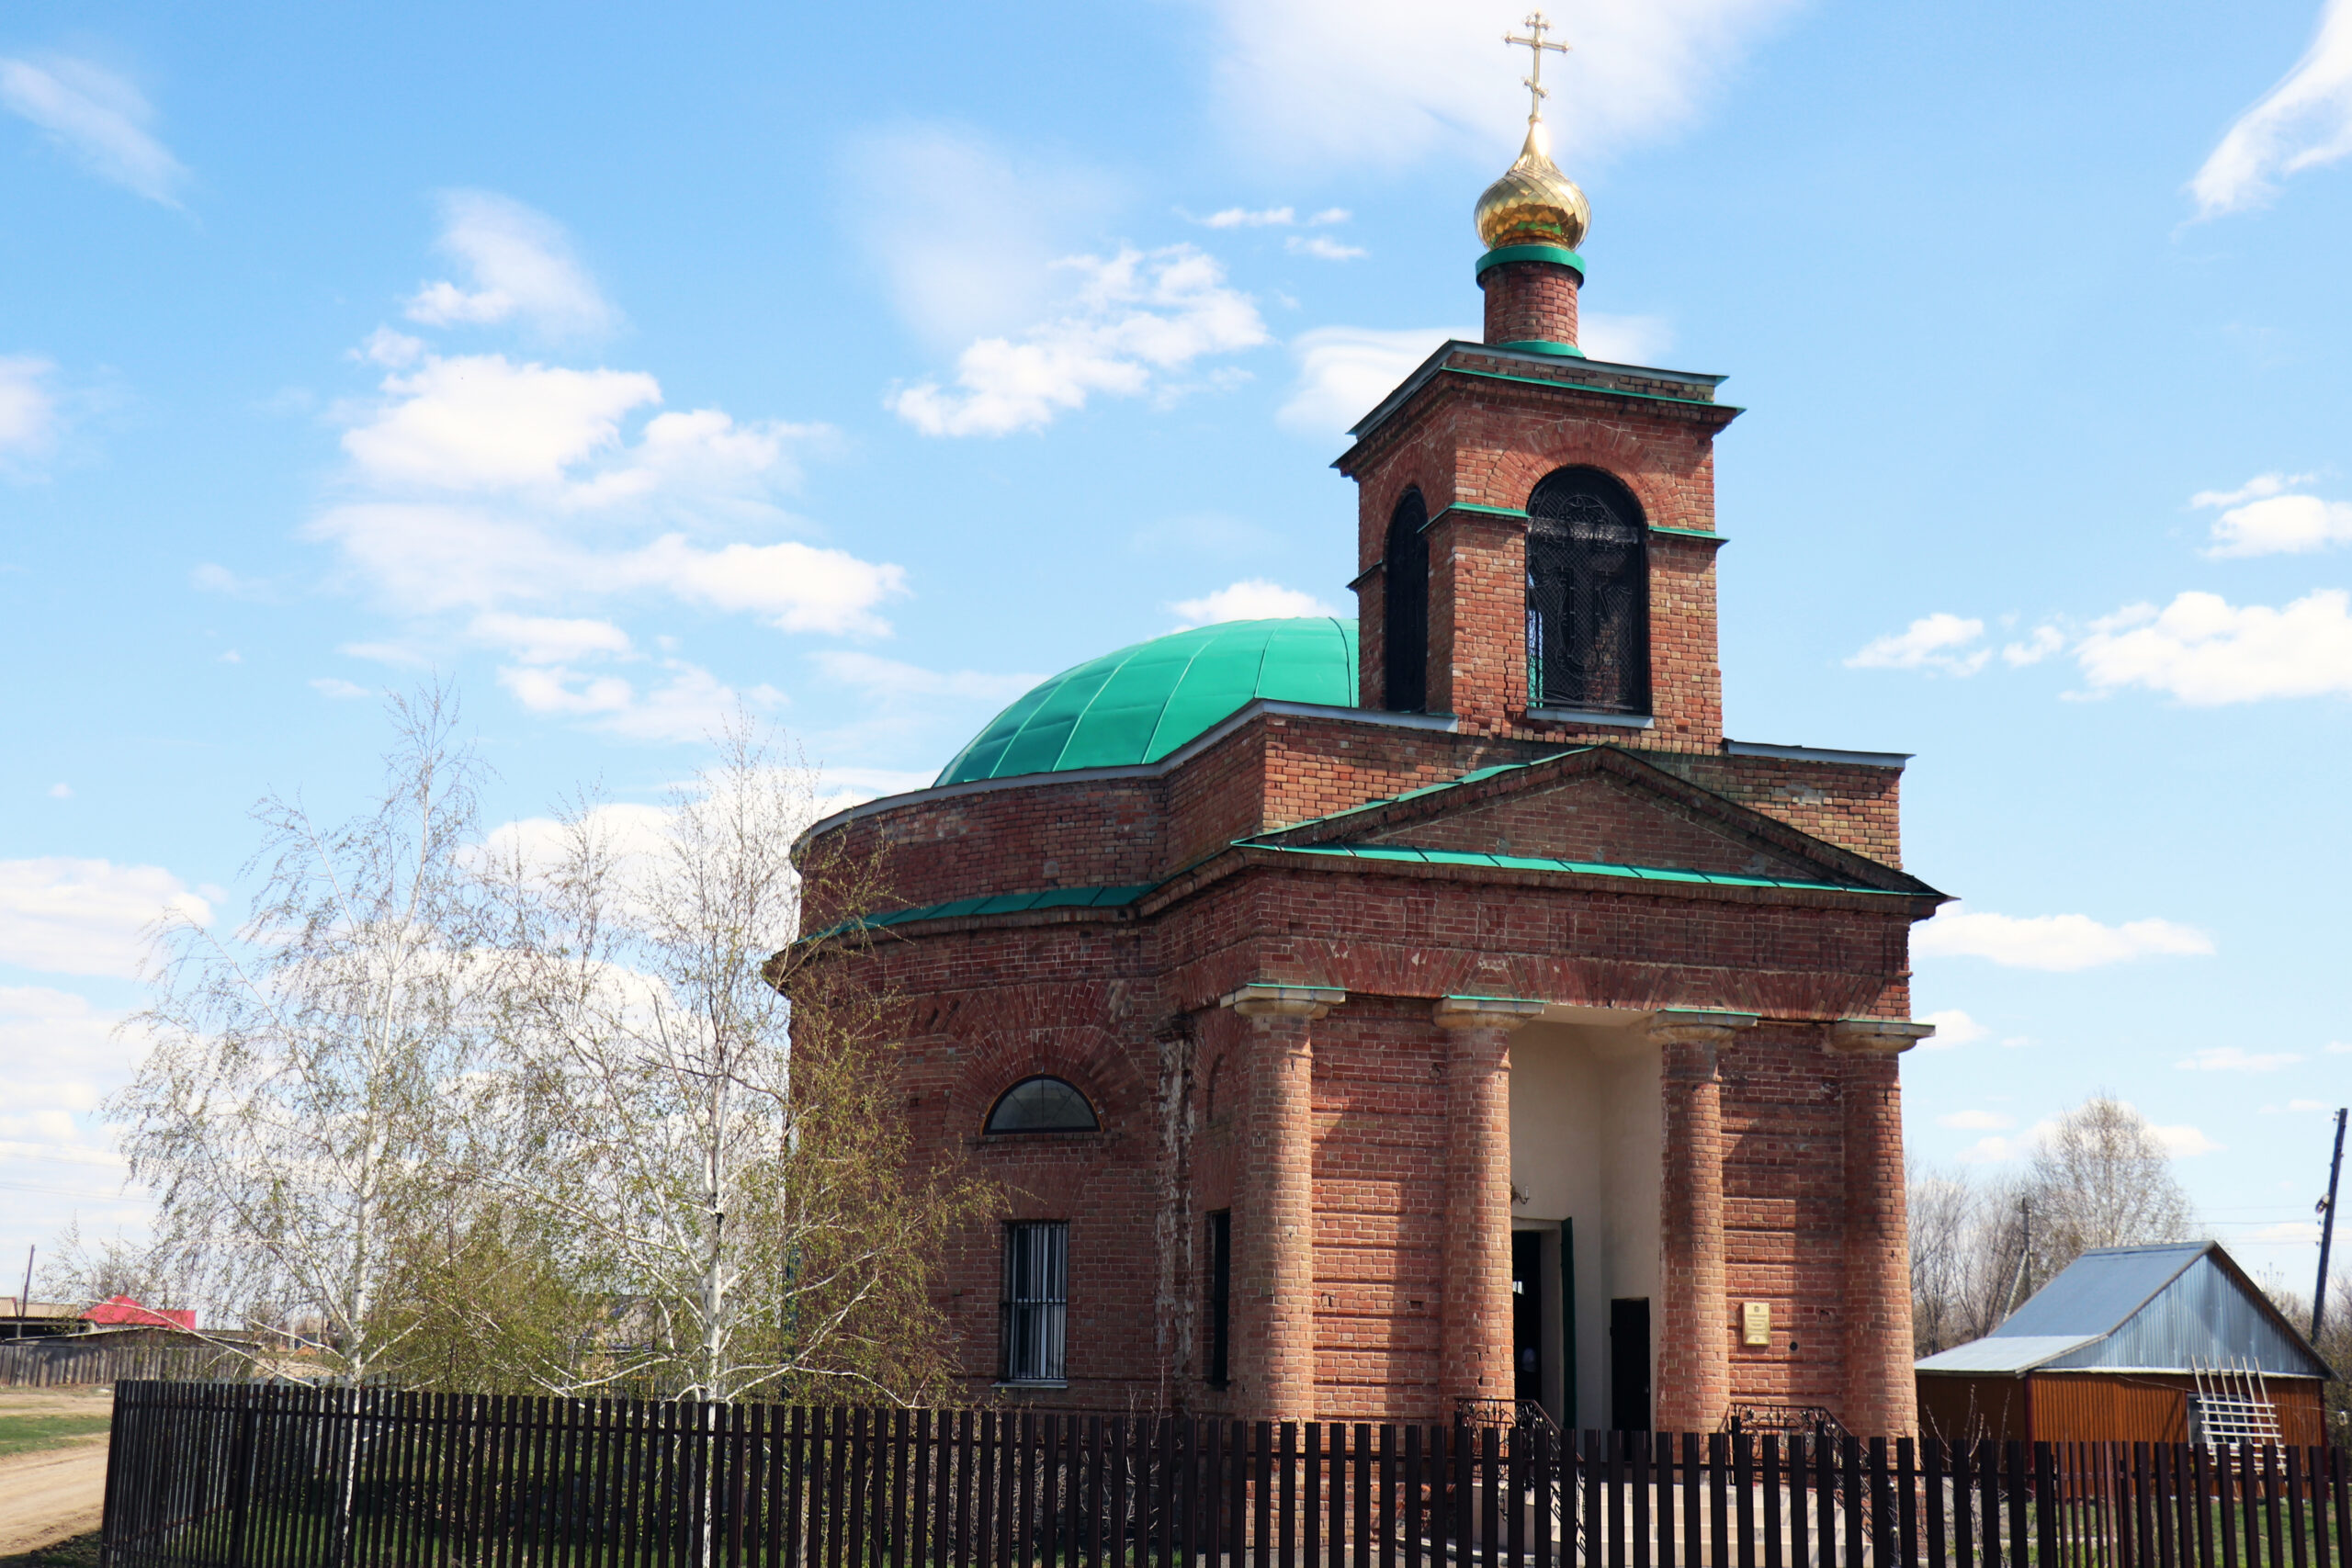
0,1390,111,1556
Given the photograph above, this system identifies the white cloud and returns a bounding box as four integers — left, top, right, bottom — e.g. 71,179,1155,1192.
1308,208,1350,225
1914,905,2216,971
47,783,71,800
2201,491,2352,557
0,986,130,1079
1203,206,1296,227
0,56,187,205
2250,1219,2324,1244
1279,326,1464,434
1286,234,1365,261
1207,0,1799,168
1277,317,1677,437
0,859,211,978
1939,1110,2016,1131
499,660,784,744
310,504,909,636
1847,613,1989,674
1170,579,1344,628
469,613,632,664
890,246,1268,437
2191,472,2317,509
2151,1122,2223,1157
1580,312,1677,367
2190,0,2352,216
1917,1009,1986,1050
310,677,371,700
405,191,616,337
2177,1045,2304,1072
2332,1041,2352,1054
2002,626,2064,667
0,355,58,456
845,127,1121,348
813,651,1039,705
343,354,663,491
2262,1098,2335,1112
2075,589,2352,704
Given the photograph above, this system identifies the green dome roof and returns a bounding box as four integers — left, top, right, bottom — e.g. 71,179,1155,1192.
937,617,1360,786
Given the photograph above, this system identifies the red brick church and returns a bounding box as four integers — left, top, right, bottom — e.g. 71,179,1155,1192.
796,88,1943,1438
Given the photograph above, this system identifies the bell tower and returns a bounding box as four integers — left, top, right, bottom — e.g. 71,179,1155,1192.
1338,17,1740,752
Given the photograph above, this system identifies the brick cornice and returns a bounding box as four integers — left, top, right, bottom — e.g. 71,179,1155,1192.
1826,1018,1937,1055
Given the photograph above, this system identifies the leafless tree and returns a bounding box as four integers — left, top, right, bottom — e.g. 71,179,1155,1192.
2027,1094,2198,1271
473,718,987,1406
109,684,492,1388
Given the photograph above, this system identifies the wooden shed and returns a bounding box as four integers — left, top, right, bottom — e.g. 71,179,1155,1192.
1916,1241,2332,1446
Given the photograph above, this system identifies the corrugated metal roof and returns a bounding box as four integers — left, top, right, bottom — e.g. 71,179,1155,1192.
1915,1335,2100,1373
1992,1243,2205,1339
1917,1242,2333,1380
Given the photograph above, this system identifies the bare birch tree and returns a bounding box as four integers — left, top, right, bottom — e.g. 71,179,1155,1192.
110,685,492,1387
474,720,985,1404
2027,1094,2198,1265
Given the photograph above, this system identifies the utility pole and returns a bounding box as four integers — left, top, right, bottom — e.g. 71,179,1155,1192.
2002,1196,2033,1320
15,1246,31,1341
2315,1107,2346,1344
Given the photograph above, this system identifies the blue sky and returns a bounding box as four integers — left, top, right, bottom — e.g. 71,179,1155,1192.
5,0,2350,1298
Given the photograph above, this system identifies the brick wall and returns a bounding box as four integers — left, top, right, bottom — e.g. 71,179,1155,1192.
1481,259,1580,346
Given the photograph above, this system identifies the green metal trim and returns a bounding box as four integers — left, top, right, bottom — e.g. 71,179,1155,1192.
1496,340,1587,358
1245,840,1907,896
1476,244,1587,280
804,882,1158,942
1648,525,1727,542
1422,502,1530,533
1445,367,1743,414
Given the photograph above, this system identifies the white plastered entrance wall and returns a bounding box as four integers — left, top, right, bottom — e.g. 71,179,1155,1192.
1508,1009,1664,1430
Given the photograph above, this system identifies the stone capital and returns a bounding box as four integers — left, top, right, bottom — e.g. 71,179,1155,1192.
1826,1017,1936,1055
1432,995,1548,1032
1221,983,1346,1021
1646,1008,1758,1047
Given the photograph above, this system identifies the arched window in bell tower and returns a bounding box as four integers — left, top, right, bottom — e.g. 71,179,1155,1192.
1525,468,1649,716
1383,488,1430,712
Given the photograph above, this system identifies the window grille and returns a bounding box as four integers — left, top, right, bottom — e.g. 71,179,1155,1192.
1001,1221,1069,1383
985,1077,1098,1134
1383,490,1430,712
1525,468,1649,715
1206,1211,1232,1387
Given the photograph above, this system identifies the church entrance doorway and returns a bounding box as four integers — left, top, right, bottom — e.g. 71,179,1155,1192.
1511,1231,1542,1404
1610,1298,1651,1430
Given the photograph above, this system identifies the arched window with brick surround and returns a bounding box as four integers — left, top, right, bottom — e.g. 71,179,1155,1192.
1383,488,1430,712
984,1076,1099,1134
1525,467,1649,716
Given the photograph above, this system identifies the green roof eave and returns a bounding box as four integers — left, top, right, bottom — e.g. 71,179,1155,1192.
1243,841,1909,896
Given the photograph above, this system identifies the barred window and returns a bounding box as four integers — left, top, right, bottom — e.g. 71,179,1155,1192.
985,1077,1098,1134
1001,1221,1069,1383
1525,468,1649,715
1383,489,1430,712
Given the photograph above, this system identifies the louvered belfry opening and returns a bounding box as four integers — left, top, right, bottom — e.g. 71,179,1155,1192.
1525,467,1649,715
1383,488,1430,711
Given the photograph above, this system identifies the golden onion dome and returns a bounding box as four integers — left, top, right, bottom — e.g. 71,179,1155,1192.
1474,118,1589,253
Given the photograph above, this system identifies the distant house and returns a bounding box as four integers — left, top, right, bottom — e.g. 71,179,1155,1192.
81,1295,198,1332
1916,1241,2331,1446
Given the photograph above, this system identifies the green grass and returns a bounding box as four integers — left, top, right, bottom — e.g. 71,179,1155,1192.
0,1414,111,1461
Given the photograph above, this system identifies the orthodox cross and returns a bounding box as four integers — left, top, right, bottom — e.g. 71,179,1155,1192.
1503,12,1571,122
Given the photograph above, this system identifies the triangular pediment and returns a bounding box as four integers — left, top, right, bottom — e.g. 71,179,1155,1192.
1251,748,1935,896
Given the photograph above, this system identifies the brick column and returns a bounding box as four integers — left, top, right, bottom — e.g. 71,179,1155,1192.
1829,1017,1933,1438
1480,258,1581,348
1222,983,1344,1423
1434,996,1544,1413
1652,1009,1755,1434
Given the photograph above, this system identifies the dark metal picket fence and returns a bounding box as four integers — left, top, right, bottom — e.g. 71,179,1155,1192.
102,1382,2352,1568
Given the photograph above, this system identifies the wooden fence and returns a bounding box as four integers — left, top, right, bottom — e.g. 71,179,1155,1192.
102,1382,2352,1568
0,1337,253,1388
